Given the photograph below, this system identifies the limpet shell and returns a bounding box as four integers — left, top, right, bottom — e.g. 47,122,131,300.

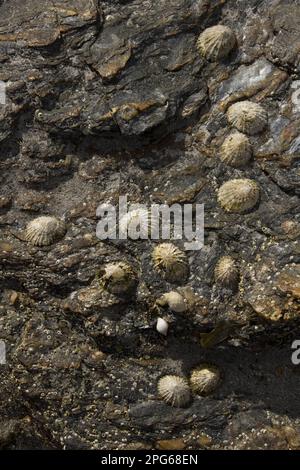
197,25,236,61
220,132,252,167
214,256,239,288
158,375,191,408
227,101,267,135
99,262,138,296
190,364,221,395
217,178,260,213
25,216,66,246
119,208,158,239
152,243,189,283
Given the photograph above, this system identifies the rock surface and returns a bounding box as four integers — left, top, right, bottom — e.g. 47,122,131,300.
0,0,300,450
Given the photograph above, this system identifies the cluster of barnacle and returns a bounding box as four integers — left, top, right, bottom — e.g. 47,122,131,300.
158,364,221,408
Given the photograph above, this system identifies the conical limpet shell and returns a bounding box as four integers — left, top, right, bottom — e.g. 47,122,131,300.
99,262,138,296
190,364,221,396
158,375,191,408
220,132,252,167
217,178,260,213
214,256,239,288
156,291,187,313
152,243,189,283
119,208,158,239
227,101,267,135
197,25,236,61
25,216,66,246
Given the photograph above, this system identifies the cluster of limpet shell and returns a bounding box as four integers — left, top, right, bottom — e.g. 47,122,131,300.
227,101,267,135
197,25,236,61
98,261,138,297
158,365,222,407
218,178,260,213
24,216,66,246
152,243,189,283
220,132,252,168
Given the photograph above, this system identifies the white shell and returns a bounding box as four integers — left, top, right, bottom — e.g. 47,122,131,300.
217,178,260,213
157,291,187,313
25,216,66,246
190,365,221,395
158,375,191,407
220,132,252,167
197,25,236,61
156,317,169,336
227,101,267,135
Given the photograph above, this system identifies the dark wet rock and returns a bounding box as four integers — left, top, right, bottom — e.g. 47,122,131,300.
0,0,300,451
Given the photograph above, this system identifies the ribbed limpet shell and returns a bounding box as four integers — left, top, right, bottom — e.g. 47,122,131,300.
220,132,252,167
214,256,239,288
99,262,138,296
158,375,191,408
197,25,236,61
217,178,260,213
227,101,267,135
152,243,189,283
25,216,66,246
119,208,158,239
190,364,221,396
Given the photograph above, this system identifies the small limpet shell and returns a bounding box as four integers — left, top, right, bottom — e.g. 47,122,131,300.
25,216,66,246
152,243,189,283
156,291,187,313
197,25,236,61
227,101,267,135
217,178,260,213
158,375,191,408
214,256,239,288
220,132,252,167
190,364,221,396
99,262,138,296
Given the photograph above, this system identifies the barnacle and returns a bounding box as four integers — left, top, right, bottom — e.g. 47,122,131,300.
217,178,260,213
190,364,221,395
214,256,239,288
152,243,189,283
227,101,267,135
99,262,138,296
158,375,191,407
24,216,66,246
197,25,236,61
220,132,252,167
156,291,187,313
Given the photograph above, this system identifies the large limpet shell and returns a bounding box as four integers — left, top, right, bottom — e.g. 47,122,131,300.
227,101,267,135
25,216,66,246
152,243,189,283
158,375,191,408
217,178,260,213
197,25,236,61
